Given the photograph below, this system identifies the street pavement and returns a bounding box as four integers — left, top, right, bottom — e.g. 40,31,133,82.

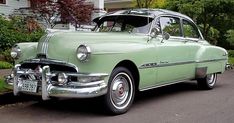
0,70,233,123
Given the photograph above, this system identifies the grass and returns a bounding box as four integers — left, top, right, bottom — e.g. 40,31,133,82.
228,57,234,65
0,61,13,69
0,78,6,93
0,77,12,93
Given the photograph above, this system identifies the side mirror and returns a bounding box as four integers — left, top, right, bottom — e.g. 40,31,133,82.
161,32,170,43
150,28,160,38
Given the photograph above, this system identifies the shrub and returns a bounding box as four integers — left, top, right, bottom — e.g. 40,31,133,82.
0,61,13,69
229,57,234,65
0,15,44,62
228,50,234,58
0,15,44,52
0,77,11,92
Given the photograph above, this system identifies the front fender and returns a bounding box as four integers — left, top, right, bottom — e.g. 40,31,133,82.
15,43,38,63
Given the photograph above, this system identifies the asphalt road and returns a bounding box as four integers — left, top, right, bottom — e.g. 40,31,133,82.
0,70,233,123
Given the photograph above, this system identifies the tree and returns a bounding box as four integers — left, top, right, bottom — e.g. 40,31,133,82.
166,0,234,45
133,0,166,8
32,0,93,29
226,30,234,46
58,0,93,29
32,0,60,28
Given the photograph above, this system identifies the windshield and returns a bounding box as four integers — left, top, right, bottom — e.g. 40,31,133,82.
95,15,154,34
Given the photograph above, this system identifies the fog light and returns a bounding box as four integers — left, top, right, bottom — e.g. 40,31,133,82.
57,73,68,85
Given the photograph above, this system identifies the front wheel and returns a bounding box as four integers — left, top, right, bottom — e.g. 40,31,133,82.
197,73,217,90
104,67,135,115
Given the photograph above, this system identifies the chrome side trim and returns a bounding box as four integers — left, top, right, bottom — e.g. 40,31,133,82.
140,78,192,91
196,58,227,63
139,58,228,69
139,61,195,69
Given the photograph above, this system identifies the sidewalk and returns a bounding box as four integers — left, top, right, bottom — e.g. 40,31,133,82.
0,69,11,78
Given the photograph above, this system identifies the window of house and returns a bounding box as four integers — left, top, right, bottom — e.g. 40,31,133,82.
0,0,6,4
182,20,200,39
160,17,181,37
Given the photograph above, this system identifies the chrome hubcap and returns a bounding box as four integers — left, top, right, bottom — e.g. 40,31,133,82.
110,72,133,110
207,74,216,86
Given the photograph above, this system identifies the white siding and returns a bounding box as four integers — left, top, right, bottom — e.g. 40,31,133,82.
0,0,29,16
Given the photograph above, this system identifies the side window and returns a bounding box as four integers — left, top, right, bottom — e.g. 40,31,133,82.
182,20,200,38
160,17,181,37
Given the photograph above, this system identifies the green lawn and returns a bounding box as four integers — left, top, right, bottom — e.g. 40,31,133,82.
229,57,234,65
0,78,6,92
0,78,11,93
0,61,13,69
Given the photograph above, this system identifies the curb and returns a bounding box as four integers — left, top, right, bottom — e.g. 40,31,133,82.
0,91,12,96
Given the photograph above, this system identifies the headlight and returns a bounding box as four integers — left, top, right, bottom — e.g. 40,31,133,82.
11,45,21,59
76,44,91,62
57,73,68,85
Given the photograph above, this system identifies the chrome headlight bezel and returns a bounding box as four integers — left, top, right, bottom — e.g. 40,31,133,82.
76,44,91,62
10,45,21,59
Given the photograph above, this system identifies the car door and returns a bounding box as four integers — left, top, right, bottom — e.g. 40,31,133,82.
152,16,195,85
180,19,205,75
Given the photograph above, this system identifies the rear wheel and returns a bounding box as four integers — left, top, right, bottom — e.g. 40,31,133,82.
197,73,217,90
104,67,135,115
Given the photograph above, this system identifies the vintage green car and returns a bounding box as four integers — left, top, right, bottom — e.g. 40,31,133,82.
8,9,228,114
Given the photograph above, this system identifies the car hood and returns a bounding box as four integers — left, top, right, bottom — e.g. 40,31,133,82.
36,31,151,61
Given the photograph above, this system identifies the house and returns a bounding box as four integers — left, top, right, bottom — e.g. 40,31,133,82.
104,0,132,11
0,0,133,30
0,0,30,16
0,0,132,17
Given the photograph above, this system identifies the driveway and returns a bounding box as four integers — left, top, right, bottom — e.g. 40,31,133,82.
0,70,233,123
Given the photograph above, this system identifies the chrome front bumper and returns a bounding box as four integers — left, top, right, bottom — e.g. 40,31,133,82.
10,65,108,100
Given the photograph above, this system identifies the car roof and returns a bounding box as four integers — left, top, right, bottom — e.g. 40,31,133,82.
93,9,194,23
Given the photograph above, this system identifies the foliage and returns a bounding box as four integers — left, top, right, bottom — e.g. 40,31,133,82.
0,16,44,51
0,78,7,93
58,0,93,28
0,61,13,69
229,57,234,65
32,0,60,28
225,30,234,46
198,25,220,45
0,49,12,63
0,61,12,69
165,0,234,46
133,0,166,8
32,0,94,29
0,15,44,62
228,50,234,58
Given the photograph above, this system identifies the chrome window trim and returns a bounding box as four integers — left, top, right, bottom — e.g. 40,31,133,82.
151,14,204,41
181,19,203,40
